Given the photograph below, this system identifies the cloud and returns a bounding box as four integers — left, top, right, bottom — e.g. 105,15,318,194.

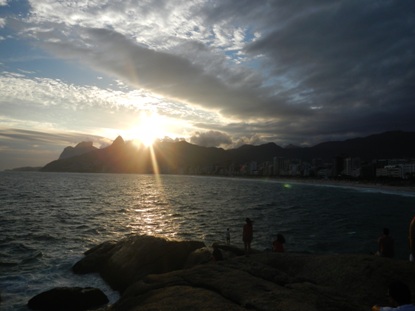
0,128,107,146
0,71,214,135
190,130,232,148
34,26,272,119
2,0,415,150
0,127,111,170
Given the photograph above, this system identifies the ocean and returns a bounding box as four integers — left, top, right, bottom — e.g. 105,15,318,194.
1,172,415,310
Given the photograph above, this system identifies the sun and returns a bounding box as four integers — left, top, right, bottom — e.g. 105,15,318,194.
131,112,163,147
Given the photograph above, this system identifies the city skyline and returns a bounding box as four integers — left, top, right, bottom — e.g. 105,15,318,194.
1,1,414,170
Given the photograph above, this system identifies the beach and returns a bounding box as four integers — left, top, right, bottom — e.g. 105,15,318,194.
273,177,415,195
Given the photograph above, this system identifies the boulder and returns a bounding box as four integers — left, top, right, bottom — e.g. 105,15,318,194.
27,287,108,311
73,235,205,292
73,240,118,274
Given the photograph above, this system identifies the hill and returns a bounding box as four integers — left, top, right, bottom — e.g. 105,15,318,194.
59,141,97,159
41,131,415,174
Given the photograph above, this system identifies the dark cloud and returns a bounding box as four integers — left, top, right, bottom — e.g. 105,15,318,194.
63,28,280,118
190,130,232,148
84,1,414,144
190,1,415,143
242,1,415,140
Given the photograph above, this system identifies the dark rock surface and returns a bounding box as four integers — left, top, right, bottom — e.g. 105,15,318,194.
107,252,415,311
72,235,206,293
27,287,108,311
70,235,415,310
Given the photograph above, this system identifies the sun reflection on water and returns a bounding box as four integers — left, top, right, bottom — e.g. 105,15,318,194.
123,179,181,239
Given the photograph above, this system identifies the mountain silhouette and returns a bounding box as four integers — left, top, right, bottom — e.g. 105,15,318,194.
41,131,415,174
59,141,97,159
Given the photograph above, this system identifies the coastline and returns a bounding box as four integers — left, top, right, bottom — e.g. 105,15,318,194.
271,177,415,195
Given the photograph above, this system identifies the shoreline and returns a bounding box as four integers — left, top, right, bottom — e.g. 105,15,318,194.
270,177,415,195
3,169,415,194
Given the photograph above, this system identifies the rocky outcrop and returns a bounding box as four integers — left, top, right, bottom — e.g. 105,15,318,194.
72,235,206,292
109,252,415,311
24,237,415,310
71,235,415,311
27,287,108,311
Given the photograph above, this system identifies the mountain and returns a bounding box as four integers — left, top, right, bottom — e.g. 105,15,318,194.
284,144,301,149
300,131,415,160
42,136,150,173
41,131,415,174
59,141,97,159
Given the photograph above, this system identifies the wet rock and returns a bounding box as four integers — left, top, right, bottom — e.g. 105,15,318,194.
27,287,108,311
72,240,118,274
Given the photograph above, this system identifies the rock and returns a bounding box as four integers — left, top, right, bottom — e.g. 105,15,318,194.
114,253,415,311
27,287,108,311
73,235,205,292
112,255,366,311
212,242,251,257
183,247,213,267
73,236,415,310
73,240,118,274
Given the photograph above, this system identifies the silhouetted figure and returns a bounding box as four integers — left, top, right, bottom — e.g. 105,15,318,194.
226,228,230,245
377,228,394,258
371,281,415,310
410,216,415,261
242,218,253,254
272,233,286,253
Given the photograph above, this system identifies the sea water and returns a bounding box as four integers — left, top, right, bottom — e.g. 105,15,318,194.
1,172,415,310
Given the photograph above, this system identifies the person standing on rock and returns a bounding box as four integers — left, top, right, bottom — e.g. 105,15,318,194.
410,216,415,262
377,228,394,258
243,218,253,254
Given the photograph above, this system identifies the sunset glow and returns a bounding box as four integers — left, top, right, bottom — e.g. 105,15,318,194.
131,112,164,147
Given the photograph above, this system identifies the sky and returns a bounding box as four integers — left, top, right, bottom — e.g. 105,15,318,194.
0,0,414,170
